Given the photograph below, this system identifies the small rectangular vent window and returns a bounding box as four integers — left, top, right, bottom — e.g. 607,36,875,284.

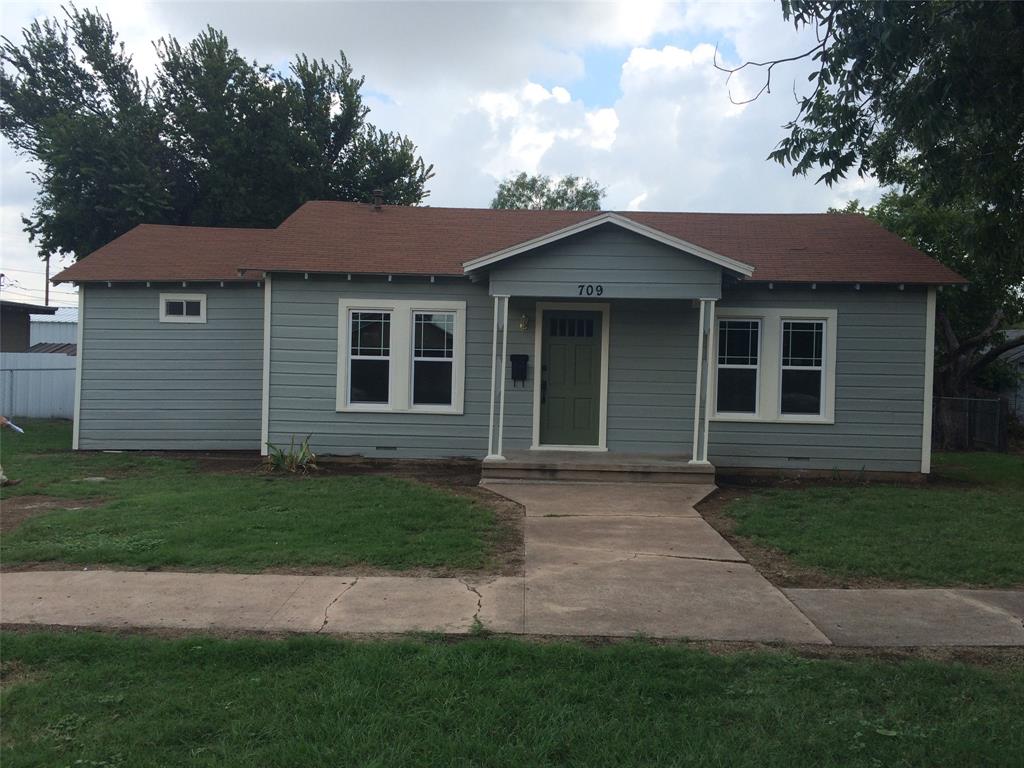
159,293,206,324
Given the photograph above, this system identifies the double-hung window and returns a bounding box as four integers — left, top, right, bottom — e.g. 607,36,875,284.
715,319,760,414
412,312,456,407
338,299,466,413
780,320,825,416
348,311,391,406
712,308,837,423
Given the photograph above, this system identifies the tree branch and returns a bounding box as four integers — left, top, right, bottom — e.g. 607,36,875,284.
712,11,834,106
966,334,1024,377
940,310,1004,363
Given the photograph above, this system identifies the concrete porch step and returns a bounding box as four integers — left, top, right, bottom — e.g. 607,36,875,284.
482,450,715,484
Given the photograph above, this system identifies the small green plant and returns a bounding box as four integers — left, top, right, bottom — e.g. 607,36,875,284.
264,435,318,474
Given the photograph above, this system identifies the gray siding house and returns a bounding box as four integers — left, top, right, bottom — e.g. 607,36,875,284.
55,202,965,479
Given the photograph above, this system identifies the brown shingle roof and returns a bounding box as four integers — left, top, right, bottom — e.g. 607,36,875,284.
54,201,966,285
52,224,271,284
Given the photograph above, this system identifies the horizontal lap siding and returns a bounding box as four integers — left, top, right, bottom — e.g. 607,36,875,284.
489,226,722,299
269,276,498,458
709,286,927,473
78,285,263,450
606,300,698,453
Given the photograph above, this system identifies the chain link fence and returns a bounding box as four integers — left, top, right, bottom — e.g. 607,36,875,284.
932,396,1009,451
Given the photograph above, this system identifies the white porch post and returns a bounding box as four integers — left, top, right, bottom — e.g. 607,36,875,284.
496,296,510,459
701,299,717,463
689,299,707,463
486,295,500,459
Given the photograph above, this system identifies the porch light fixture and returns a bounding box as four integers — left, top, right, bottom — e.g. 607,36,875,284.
519,314,530,332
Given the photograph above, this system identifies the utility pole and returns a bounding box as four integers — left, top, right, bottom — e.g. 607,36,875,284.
45,256,50,305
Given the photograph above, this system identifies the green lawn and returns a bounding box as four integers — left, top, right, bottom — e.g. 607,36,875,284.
723,452,1024,587
0,420,503,572
1,632,1021,767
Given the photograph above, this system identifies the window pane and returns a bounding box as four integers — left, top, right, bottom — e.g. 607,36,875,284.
184,301,201,317
716,368,757,413
350,359,389,403
414,312,454,358
165,301,184,316
781,369,822,414
718,320,759,365
351,312,390,356
413,360,453,406
782,321,823,367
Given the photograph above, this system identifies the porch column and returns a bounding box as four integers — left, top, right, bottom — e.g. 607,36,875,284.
690,298,715,465
486,295,510,460
486,296,500,458
701,300,717,463
689,299,707,463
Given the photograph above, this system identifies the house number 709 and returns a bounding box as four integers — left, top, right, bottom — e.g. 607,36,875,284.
577,284,604,296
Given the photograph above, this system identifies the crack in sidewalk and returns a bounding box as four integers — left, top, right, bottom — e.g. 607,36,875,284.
459,579,484,629
316,577,360,634
630,551,746,564
261,576,310,631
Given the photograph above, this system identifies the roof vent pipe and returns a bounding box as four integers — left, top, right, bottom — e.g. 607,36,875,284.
372,189,384,210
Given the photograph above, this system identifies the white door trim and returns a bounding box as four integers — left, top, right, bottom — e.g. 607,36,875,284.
531,301,610,451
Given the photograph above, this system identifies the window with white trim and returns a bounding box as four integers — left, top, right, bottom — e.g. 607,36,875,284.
348,311,391,405
710,307,837,424
159,293,206,323
412,311,455,407
780,320,825,416
716,319,760,414
337,299,466,414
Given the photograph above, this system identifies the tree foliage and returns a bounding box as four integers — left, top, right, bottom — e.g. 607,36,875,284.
723,1,1024,393
490,172,604,211
0,6,434,261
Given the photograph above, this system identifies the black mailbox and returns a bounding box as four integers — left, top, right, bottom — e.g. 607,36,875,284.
510,354,529,387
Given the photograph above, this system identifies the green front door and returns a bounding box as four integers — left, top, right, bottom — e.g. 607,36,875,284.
540,310,602,446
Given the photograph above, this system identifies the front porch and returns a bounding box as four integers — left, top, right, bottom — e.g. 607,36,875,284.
481,449,716,484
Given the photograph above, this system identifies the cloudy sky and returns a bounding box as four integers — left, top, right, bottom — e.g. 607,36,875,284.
0,0,881,308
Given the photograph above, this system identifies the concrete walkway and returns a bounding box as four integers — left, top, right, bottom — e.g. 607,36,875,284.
2,481,1022,646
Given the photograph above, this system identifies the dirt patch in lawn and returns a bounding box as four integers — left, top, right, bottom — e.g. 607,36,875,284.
0,658,47,688
697,486,915,589
0,495,101,535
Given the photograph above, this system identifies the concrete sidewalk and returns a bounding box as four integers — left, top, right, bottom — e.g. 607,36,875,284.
2,481,1022,646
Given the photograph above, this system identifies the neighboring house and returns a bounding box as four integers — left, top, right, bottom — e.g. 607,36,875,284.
1000,329,1024,420
30,306,78,354
0,300,73,417
52,202,965,478
1,299,57,352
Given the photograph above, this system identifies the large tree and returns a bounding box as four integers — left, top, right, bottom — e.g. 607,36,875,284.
0,6,434,261
719,1,1024,394
490,172,604,210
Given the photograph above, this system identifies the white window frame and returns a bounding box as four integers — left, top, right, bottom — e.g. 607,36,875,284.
346,308,394,411
709,307,837,424
779,318,827,420
410,310,459,413
159,293,207,324
336,298,466,414
714,318,762,418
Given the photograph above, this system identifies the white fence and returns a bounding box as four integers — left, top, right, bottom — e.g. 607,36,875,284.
0,352,75,418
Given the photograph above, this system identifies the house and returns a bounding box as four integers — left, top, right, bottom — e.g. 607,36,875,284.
52,202,965,480
1,299,58,352
30,306,79,355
